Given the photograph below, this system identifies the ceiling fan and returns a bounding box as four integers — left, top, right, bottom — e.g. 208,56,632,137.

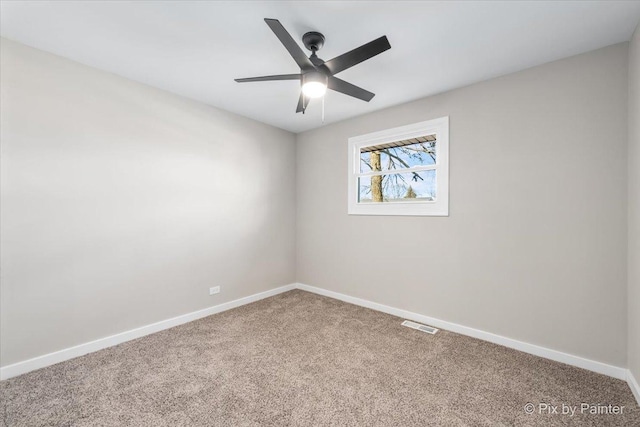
235,19,391,114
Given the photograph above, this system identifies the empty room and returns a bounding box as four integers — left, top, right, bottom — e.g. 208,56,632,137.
1,1,640,425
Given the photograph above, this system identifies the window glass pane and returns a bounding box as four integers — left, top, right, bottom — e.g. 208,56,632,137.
358,170,436,203
360,136,436,173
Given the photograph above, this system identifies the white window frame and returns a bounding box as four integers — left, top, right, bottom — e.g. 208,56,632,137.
348,116,449,216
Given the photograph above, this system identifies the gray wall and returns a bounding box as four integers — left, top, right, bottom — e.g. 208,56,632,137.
0,39,296,367
1,36,634,373
296,43,629,367
629,25,640,381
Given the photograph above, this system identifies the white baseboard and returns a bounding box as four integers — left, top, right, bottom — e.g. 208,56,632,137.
1,282,632,390
628,370,640,406
295,283,628,381
0,284,296,380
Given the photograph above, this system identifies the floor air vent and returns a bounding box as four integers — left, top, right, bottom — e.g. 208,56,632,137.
401,320,438,334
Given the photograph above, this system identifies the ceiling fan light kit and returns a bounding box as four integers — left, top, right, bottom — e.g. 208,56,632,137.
235,18,391,115
301,71,327,98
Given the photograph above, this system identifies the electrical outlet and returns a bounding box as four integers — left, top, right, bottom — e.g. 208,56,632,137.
209,286,220,295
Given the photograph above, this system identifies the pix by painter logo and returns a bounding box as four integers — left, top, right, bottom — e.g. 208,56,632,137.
524,402,625,416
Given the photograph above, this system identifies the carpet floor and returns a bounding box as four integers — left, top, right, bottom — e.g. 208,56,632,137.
1,289,638,426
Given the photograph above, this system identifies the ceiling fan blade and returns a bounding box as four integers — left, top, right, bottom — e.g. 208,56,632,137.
264,18,314,71
235,74,301,83
323,36,391,75
296,92,310,113
327,77,375,102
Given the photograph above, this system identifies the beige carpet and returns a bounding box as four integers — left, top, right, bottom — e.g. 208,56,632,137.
1,289,638,426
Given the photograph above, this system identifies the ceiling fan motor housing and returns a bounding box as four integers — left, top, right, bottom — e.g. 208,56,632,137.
302,70,328,86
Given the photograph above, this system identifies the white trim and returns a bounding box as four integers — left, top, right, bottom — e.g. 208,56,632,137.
0,284,296,380
347,116,449,217
294,283,627,380
2,281,632,389
628,370,640,406
358,164,437,178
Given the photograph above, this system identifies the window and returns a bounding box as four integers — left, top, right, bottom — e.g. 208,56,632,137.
348,117,449,216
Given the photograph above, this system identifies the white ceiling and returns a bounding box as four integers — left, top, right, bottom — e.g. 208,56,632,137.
2,1,640,133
